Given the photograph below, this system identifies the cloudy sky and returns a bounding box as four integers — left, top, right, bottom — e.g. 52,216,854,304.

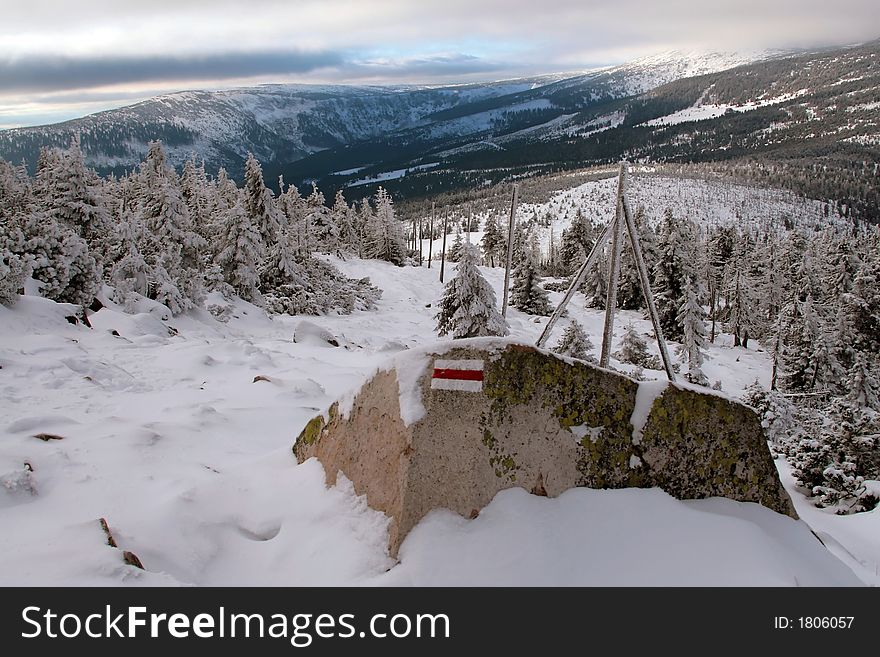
1,0,876,129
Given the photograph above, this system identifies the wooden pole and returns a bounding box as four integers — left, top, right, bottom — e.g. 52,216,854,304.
419,215,424,266
536,219,614,348
599,165,627,368
621,192,676,382
439,209,449,283
428,202,434,268
501,184,519,317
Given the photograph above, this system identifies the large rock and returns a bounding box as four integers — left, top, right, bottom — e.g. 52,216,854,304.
294,339,795,556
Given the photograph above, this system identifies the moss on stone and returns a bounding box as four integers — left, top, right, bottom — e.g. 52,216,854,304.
294,414,326,457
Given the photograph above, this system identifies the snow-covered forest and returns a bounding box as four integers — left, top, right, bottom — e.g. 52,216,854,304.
1,138,878,585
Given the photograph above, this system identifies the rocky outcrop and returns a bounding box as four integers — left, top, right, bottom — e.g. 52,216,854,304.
294,340,794,556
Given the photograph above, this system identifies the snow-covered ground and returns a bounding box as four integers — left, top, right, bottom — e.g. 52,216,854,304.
0,256,875,586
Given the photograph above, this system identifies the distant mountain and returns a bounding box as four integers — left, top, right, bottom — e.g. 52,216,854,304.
1,41,877,220
0,50,772,180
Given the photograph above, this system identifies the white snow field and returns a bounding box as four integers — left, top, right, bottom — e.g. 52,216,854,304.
0,255,875,587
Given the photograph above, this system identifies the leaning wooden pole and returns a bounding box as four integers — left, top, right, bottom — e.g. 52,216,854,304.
599,165,627,368
427,202,434,269
536,219,614,348
439,209,449,283
501,184,519,317
621,195,676,382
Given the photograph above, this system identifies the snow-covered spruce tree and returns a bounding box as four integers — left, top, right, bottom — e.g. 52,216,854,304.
509,254,552,316
788,397,879,512
779,295,842,393
480,214,504,267
726,236,757,347
559,210,595,275
35,137,112,255
435,243,509,339
180,155,218,245
364,187,407,265
652,208,694,341
740,381,803,455
553,320,594,361
216,198,264,303
447,228,464,263
583,245,608,309
676,278,709,386
243,153,282,246
305,183,337,253
617,322,650,367
0,161,30,305
330,189,356,254
138,141,207,313
108,210,149,313
16,195,100,307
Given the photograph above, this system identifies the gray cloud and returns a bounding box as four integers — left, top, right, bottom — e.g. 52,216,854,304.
0,50,344,94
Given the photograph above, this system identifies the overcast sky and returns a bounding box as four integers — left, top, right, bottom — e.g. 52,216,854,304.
1,0,876,129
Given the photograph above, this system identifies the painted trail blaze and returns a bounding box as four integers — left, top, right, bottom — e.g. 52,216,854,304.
431,359,484,392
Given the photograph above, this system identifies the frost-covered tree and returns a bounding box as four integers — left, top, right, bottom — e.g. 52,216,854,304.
216,198,263,303
109,213,149,313
243,153,281,246
553,320,594,361
509,255,552,316
676,278,708,386
447,228,464,263
436,243,509,339
364,187,407,265
330,189,356,254
652,209,694,341
617,323,650,367
35,137,111,252
138,141,206,313
180,155,217,244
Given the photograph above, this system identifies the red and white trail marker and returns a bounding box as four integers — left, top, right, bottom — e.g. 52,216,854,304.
431,359,484,392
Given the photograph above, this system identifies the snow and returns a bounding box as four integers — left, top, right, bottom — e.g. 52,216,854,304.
630,380,668,445
0,198,873,587
379,487,859,586
347,163,439,187
644,89,812,127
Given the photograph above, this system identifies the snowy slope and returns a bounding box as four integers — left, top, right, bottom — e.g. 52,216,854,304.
0,254,873,586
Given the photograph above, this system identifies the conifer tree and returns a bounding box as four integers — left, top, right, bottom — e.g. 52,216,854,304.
676,278,709,386
243,153,281,246
435,243,508,339
364,187,407,265
553,320,594,361
216,198,263,303
509,255,552,316
480,214,504,267
618,323,650,366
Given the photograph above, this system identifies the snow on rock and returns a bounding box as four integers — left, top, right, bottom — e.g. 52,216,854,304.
631,379,668,445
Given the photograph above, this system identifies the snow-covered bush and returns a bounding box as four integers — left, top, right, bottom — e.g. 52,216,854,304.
787,399,879,513
261,254,381,316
